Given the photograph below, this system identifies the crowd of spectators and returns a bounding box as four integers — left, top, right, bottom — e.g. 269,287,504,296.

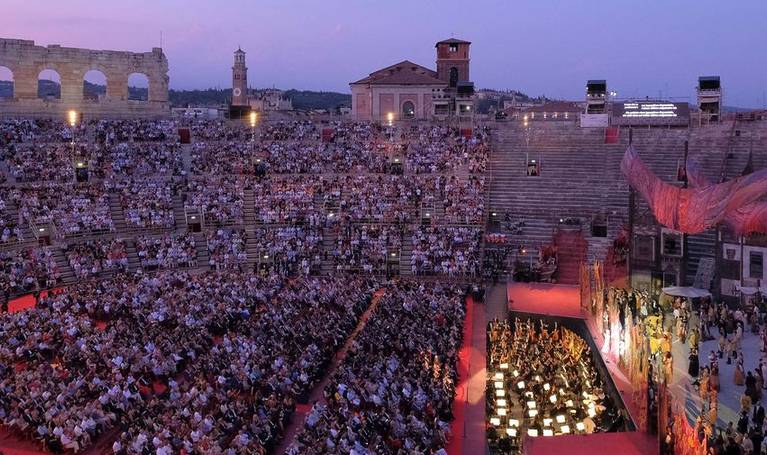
288,281,465,454
332,224,402,275
206,228,247,270
252,227,323,276
135,233,197,269
404,125,489,174
113,179,177,229
0,196,23,244
65,239,129,278
0,271,378,453
0,248,59,297
185,178,245,225
10,184,114,236
0,116,492,454
411,226,481,277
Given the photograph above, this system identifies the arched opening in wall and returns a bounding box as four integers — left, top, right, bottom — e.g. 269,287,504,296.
0,66,12,99
83,70,107,101
402,101,415,119
449,67,458,88
38,69,61,100
127,73,149,101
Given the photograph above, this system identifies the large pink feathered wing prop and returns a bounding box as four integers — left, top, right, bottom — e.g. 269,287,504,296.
621,146,767,234
685,158,767,235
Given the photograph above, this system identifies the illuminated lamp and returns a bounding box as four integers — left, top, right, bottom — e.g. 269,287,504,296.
68,110,78,127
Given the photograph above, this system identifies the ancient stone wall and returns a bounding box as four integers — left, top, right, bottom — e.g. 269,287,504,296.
0,38,169,118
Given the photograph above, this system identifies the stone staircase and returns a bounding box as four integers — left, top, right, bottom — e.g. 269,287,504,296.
320,226,338,275
172,193,186,228
553,228,587,284
51,246,76,285
192,231,210,269
489,122,628,267
398,233,413,276
108,195,128,233
243,188,257,225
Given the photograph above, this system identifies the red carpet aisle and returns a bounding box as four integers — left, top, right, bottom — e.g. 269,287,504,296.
446,295,474,455
447,294,488,455
276,288,386,454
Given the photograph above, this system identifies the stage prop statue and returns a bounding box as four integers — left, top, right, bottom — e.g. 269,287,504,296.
621,146,767,234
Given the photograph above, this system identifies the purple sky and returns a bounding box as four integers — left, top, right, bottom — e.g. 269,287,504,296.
2,0,766,107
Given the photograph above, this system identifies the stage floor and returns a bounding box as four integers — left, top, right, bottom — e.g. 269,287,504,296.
525,431,656,455
506,282,583,319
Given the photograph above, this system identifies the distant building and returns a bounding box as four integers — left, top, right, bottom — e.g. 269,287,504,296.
249,88,293,111
350,38,475,122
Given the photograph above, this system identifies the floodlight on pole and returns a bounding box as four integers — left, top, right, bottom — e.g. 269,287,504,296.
68,110,78,127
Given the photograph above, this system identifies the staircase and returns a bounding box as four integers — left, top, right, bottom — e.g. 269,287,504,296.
192,232,210,268
553,228,587,284
398,233,413,276
489,122,629,272
243,188,257,225
320,226,337,275
172,193,186,228
51,247,76,285
108,195,128,233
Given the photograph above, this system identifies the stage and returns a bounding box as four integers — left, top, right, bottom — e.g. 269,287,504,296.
506,282,583,319
505,281,659,454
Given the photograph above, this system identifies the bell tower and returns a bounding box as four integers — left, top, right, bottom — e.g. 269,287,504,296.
436,38,471,87
232,47,248,106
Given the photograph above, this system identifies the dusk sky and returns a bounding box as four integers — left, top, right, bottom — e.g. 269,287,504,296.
2,0,766,107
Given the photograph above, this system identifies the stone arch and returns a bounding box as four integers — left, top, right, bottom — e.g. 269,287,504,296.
127,72,149,101
38,68,61,100
83,69,107,101
0,66,12,99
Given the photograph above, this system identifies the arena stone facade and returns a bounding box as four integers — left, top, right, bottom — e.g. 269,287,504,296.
0,38,169,119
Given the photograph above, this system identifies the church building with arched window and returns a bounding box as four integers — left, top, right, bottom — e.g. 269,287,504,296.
350,38,475,122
